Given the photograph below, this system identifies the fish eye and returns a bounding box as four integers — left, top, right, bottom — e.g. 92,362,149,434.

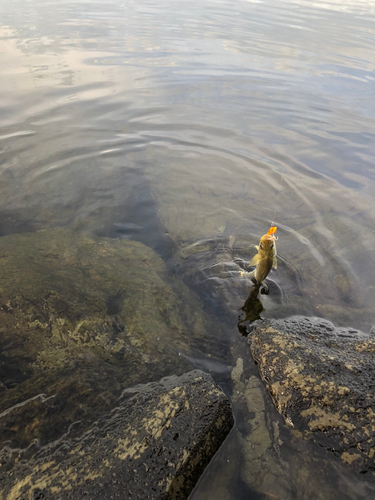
270,243,274,249
259,244,263,249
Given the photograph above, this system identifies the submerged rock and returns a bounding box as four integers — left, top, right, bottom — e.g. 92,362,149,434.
0,370,234,500
0,227,206,379
0,228,211,465
247,316,375,474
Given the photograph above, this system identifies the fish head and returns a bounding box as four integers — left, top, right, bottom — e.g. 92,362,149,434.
258,234,276,256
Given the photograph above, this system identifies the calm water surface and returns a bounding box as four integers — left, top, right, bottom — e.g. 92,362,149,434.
1,0,375,498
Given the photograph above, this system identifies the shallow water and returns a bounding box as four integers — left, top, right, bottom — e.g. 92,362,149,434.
1,0,375,497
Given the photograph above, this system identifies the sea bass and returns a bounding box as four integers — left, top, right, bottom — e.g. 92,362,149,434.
249,226,277,285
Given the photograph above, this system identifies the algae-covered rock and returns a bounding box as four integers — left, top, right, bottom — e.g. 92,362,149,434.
0,227,211,455
0,370,234,500
0,227,205,376
0,228,235,500
247,316,375,474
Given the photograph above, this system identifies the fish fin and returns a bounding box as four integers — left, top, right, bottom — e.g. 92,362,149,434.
273,255,278,269
249,254,260,266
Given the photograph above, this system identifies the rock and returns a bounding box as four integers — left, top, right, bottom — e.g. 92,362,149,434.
0,370,234,500
0,228,212,464
144,145,364,245
0,227,207,380
0,149,142,236
247,316,375,474
144,147,375,331
192,351,375,500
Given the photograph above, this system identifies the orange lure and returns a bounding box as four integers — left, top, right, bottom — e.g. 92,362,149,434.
267,225,277,236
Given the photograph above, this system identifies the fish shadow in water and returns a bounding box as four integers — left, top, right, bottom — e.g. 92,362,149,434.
237,283,264,336
237,277,282,336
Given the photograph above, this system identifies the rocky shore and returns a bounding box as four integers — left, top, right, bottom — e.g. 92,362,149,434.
247,316,375,474
0,370,233,500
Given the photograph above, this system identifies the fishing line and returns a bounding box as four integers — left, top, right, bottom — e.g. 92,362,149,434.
270,161,286,228
269,9,317,230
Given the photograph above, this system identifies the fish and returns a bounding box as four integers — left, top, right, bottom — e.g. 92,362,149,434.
248,226,277,285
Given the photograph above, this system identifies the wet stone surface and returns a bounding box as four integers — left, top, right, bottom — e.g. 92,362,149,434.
0,370,234,500
247,316,375,474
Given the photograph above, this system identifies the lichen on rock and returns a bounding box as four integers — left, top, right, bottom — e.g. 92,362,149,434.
247,316,375,474
0,370,234,500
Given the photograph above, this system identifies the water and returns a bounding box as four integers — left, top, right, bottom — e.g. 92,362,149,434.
1,0,375,498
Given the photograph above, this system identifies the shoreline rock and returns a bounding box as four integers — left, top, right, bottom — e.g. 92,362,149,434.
0,370,234,500
247,316,375,474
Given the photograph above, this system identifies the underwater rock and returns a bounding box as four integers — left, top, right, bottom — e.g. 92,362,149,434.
0,227,206,379
0,370,234,500
247,316,375,474
0,228,212,461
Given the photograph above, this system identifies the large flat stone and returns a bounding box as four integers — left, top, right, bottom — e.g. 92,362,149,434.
0,370,234,500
